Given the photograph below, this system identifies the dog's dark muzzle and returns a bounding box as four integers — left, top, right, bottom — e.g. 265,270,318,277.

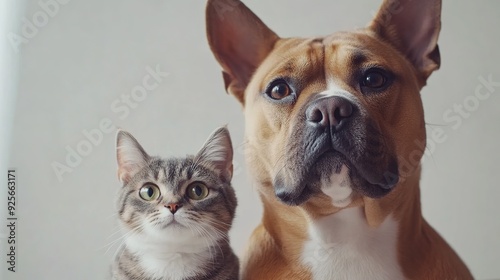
274,95,399,205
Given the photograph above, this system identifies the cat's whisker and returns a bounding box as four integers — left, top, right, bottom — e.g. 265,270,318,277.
102,228,137,251
112,241,126,260
191,224,222,265
106,227,125,240
101,222,146,255
205,228,230,245
113,231,137,265
185,222,216,264
200,217,233,242
200,215,233,227
105,221,142,240
196,223,225,259
102,233,131,255
187,223,217,265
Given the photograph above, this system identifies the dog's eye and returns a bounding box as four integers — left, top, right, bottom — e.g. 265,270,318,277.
361,68,391,91
363,70,386,88
267,81,292,100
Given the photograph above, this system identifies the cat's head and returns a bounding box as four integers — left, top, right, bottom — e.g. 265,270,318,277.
115,127,237,243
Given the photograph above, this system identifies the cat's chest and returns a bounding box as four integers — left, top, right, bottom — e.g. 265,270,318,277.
301,207,405,280
139,251,209,279
126,235,212,280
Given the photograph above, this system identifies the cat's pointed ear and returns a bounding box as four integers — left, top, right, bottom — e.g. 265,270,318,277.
116,130,150,184
369,0,441,84
195,126,234,182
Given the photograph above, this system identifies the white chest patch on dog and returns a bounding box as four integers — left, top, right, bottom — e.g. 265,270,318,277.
301,207,405,280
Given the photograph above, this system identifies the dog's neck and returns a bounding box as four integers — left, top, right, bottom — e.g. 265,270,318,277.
248,161,469,279
255,168,424,278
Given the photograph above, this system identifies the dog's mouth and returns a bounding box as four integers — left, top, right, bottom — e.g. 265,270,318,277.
274,149,342,205
273,123,399,206
274,152,397,206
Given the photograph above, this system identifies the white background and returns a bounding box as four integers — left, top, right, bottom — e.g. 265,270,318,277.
1,0,499,279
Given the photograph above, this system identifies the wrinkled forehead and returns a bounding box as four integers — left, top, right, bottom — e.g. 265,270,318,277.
254,30,399,90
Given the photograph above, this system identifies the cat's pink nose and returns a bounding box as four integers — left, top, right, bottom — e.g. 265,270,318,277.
165,203,182,214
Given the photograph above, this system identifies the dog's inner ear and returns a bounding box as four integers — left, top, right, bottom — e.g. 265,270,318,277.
369,0,441,83
206,0,279,104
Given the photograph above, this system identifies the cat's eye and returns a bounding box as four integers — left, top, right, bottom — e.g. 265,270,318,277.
139,184,160,201
186,182,209,200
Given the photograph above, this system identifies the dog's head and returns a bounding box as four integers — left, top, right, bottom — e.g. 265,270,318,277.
206,0,441,217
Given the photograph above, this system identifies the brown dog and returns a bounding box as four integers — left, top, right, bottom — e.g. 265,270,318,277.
206,0,473,279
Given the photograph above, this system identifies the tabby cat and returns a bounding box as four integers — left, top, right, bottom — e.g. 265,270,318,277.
112,127,239,280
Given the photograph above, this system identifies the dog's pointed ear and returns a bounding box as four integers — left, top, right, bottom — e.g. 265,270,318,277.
369,0,442,83
206,0,279,104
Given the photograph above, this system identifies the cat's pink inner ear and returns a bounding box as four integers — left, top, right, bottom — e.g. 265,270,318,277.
117,162,139,184
196,127,234,182
117,168,130,184
116,130,149,184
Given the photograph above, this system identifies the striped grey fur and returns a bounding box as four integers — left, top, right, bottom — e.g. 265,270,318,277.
112,127,239,280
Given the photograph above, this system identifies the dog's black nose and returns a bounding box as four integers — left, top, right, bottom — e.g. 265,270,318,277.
306,96,353,129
